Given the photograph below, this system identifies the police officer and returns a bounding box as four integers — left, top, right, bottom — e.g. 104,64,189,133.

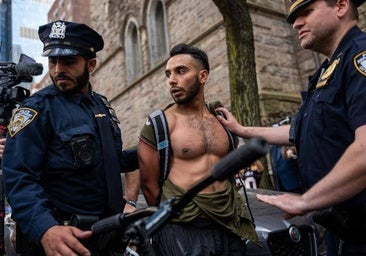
2,20,139,255
216,0,366,255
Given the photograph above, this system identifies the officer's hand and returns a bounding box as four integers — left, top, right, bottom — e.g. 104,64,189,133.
215,107,241,134
41,225,92,256
256,193,307,219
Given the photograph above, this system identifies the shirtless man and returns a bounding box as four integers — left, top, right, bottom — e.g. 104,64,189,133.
138,43,257,256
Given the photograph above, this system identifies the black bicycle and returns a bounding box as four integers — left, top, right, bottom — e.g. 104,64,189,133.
91,137,269,256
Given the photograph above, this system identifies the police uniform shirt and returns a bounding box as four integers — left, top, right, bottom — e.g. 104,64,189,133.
294,26,366,199
1,84,123,242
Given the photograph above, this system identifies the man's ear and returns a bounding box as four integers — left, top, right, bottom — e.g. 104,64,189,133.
199,69,209,84
336,0,349,18
88,58,97,73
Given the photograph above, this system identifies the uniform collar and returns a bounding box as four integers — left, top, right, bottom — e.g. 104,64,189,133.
331,26,361,62
308,26,361,89
56,83,96,105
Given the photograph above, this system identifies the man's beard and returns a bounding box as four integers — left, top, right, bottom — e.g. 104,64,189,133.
173,76,200,105
51,65,90,95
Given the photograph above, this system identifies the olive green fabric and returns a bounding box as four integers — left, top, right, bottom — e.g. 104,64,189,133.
161,179,259,245
139,118,156,148
205,100,224,115
139,103,174,148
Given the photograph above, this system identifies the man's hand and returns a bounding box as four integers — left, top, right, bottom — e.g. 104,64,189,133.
41,225,92,256
123,203,137,214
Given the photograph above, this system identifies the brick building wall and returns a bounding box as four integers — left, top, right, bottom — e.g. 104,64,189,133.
48,0,90,25
87,0,366,147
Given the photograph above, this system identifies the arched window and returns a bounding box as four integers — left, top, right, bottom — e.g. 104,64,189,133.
147,0,168,66
124,19,142,84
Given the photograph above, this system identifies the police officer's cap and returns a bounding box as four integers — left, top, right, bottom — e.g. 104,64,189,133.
38,20,104,57
287,0,366,24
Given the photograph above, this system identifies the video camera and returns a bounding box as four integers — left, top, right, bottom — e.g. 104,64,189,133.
0,54,43,122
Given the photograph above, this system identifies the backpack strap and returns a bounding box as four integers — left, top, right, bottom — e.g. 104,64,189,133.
148,110,171,187
224,123,236,151
205,102,237,151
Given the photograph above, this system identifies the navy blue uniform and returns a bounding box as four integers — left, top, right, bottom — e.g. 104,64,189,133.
2,84,125,244
294,26,366,253
295,26,366,196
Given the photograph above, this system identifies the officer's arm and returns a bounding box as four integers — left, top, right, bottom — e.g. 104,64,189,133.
258,124,366,218
138,139,161,206
216,107,292,145
2,107,59,243
121,147,139,172
301,124,366,210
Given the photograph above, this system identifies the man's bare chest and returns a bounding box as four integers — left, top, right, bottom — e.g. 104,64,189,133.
169,116,230,158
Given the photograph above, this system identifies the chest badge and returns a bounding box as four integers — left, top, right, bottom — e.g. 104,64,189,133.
354,51,366,77
316,58,340,89
8,107,38,137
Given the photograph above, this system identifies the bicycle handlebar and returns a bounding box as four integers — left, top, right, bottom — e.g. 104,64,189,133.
92,207,157,235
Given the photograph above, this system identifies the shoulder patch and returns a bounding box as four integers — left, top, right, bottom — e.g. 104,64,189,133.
354,51,366,76
8,107,38,137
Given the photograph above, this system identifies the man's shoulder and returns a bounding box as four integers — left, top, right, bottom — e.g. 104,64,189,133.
139,111,160,149
92,91,108,100
347,27,366,51
20,85,56,108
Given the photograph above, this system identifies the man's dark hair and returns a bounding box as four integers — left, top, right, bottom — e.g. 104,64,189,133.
169,43,210,73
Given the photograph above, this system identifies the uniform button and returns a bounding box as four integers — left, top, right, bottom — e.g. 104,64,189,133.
303,113,308,118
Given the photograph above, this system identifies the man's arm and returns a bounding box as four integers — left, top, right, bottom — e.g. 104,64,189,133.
257,124,366,218
216,107,291,145
137,139,161,206
123,169,140,213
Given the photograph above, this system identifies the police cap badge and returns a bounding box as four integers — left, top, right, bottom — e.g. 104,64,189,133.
38,20,104,57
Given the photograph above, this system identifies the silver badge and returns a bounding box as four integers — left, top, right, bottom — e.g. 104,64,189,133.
49,21,66,39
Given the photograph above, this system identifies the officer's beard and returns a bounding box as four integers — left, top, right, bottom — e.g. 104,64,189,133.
51,64,90,96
